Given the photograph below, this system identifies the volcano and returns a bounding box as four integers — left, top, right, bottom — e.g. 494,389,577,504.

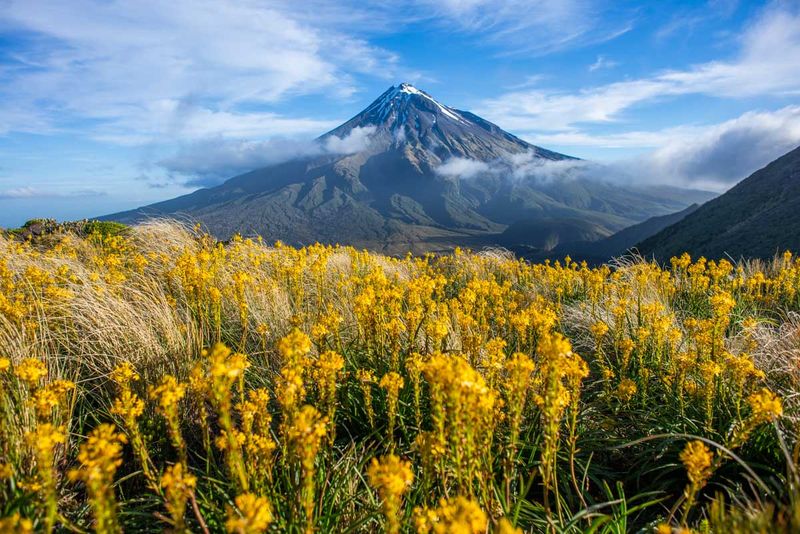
106,83,714,253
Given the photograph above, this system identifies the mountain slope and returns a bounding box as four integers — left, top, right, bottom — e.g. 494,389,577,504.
106,83,714,253
638,145,800,261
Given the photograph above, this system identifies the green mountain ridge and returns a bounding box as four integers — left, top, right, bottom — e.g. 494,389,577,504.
638,145,800,261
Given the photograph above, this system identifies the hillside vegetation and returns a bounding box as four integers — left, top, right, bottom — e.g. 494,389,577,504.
639,145,800,260
1,221,800,533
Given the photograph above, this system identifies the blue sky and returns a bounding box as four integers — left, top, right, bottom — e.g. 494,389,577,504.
1,0,799,227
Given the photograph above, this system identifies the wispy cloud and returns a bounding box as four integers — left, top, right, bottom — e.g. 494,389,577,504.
0,186,107,199
480,5,800,131
588,55,618,72
437,104,800,192
638,106,800,190
527,106,800,191
157,126,378,186
0,0,397,142
412,0,634,55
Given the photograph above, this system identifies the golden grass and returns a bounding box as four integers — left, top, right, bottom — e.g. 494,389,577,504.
0,221,798,533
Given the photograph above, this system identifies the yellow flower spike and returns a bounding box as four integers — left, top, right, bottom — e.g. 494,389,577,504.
421,352,499,490
678,440,714,524
313,350,345,427
286,405,328,533
30,379,75,419
615,378,637,404
503,352,535,443
0,513,34,533
747,388,783,425
149,375,188,461
367,454,414,534
25,423,66,532
495,517,523,534
160,462,197,531
405,352,426,428
380,371,404,448
69,424,127,534
278,328,312,364
149,375,186,410
590,320,609,342
413,496,488,534
357,369,376,429
226,493,273,534
680,441,713,488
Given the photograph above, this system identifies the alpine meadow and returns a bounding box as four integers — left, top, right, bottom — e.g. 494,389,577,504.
0,221,798,533
3,1,800,533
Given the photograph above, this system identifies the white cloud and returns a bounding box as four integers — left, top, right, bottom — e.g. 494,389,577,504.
158,126,378,186
435,157,491,179
640,106,800,190
323,126,376,154
412,0,633,55
588,55,618,72
480,5,800,131
526,106,800,191
436,105,800,192
435,151,590,184
0,0,398,142
506,151,589,182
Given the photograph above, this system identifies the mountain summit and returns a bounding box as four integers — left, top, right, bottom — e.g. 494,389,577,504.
106,84,713,253
321,82,568,162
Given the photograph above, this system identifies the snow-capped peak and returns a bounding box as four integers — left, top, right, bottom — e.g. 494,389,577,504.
364,83,469,126
397,82,424,95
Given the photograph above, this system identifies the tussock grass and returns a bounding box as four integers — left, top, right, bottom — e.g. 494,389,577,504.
0,221,799,533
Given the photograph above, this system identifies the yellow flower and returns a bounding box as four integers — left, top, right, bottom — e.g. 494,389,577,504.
26,423,66,459
414,496,488,534
109,361,139,386
615,378,637,403
278,328,312,363
209,347,251,381
591,321,609,340
160,463,197,528
0,463,13,479
367,454,414,534
31,380,75,417
69,424,127,533
380,371,404,446
15,358,47,385
0,357,10,372
679,440,713,487
367,454,414,498
0,513,34,533
747,388,783,425
496,518,523,534
286,405,328,529
379,371,405,396
111,388,145,421
149,375,186,411
226,493,273,533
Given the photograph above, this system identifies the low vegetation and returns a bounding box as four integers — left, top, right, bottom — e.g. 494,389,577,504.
1,220,798,533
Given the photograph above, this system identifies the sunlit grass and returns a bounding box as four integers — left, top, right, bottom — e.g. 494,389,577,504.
0,220,799,532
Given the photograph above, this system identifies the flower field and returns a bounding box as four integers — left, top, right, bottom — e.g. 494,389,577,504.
1,220,798,533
